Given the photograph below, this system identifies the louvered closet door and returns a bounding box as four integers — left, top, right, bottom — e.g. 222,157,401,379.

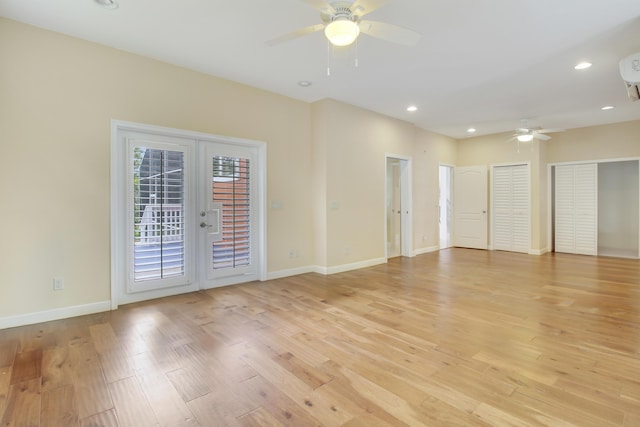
574,164,598,255
555,163,597,255
493,164,530,253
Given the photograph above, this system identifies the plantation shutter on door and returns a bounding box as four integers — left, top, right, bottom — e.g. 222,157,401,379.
211,156,251,271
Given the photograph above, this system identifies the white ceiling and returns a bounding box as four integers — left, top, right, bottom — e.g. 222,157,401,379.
2,0,640,139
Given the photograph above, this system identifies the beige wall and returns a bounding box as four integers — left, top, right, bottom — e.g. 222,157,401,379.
0,18,314,318
546,121,640,163
413,129,457,250
312,99,417,267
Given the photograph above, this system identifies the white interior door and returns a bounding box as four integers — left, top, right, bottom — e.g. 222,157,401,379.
453,165,488,249
199,142,260,288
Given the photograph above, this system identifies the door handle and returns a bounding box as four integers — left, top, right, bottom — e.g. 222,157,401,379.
200,222,210,228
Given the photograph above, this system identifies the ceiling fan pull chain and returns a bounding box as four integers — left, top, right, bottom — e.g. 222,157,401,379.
355,37,359,68
327,40,331,76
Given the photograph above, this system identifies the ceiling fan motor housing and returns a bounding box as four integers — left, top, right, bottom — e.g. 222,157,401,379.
619,53,640,101
321,2,360,23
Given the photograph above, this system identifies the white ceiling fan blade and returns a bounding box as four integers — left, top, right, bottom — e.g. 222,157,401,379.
266,24,325,46
537,128,565,134
300,0,335,14
533,133,552,141
359,20,421,46
350,0,389,17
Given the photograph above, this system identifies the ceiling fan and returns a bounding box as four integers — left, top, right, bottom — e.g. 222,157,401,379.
509,127,564,143
508,126,564,152
266,0,421,47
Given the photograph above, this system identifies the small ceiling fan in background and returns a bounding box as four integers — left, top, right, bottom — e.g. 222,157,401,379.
508,126,564,152
266,0,421,47
509,127,564,143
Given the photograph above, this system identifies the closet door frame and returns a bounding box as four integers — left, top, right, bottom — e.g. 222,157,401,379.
547,157,640,258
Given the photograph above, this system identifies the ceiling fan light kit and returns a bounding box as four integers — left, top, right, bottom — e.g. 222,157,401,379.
266,0,421,49
325,19,360,46
517,134,534,142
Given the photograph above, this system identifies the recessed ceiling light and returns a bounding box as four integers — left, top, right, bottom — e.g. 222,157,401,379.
601,105,615,110
406,105,418,112
574,62,592,70
94,0,118,9
297,80,312,87
467,128,476,133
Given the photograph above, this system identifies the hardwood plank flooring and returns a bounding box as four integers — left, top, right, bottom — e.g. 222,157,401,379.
1,248,639,426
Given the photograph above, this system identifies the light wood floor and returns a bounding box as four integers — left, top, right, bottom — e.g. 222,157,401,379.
1,248,640,426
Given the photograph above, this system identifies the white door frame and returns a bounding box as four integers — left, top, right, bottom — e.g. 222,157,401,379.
110,120,267,309
547,157,640,258
439,163,454,249
384,154,413,259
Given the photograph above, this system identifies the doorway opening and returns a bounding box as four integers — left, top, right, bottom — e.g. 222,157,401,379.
439,165,453,249
385,155,413,259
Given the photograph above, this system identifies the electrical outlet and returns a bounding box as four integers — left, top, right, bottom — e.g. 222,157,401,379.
53,277,64,291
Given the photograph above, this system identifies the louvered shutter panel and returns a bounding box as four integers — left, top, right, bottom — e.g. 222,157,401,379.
554,164,597,255
493,164,530,253
574,164,598,255
493,166,512,251
131,143,187,286
555,165,575,253
511,165,530,253
211,156,251,270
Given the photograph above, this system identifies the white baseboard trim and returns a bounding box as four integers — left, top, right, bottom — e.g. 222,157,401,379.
529,248,550,255
414,246,440,256
323,257,387,275
266,266,316,281
0,300,111,330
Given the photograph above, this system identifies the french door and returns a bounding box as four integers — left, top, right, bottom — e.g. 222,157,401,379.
198,143,260,288
111,121,265,307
